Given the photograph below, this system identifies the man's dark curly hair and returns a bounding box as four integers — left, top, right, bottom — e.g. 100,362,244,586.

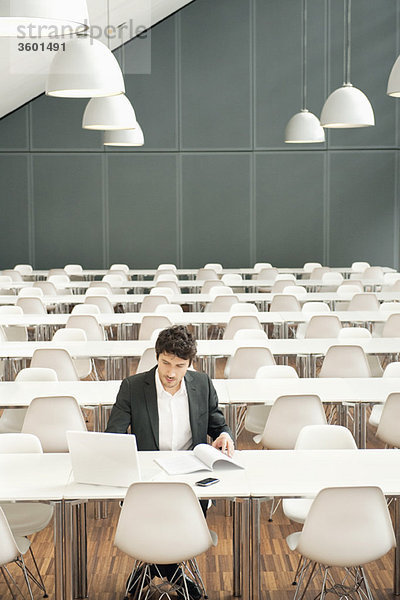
155,325,197,364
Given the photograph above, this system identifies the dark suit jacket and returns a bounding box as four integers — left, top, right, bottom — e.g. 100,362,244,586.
105,366,232,450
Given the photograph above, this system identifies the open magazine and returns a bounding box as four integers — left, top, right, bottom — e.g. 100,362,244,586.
154,444,244,475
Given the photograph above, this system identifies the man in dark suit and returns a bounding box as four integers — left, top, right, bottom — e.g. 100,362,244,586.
106,325,234,598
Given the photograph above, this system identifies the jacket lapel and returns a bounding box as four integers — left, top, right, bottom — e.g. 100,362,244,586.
144,367,159,450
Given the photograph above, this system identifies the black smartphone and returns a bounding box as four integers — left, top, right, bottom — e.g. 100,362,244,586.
195,477,220,487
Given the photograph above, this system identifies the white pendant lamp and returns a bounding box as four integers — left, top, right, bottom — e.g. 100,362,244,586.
285,0,324,143
103,124,145,146
0,0,89,36
387,55,400,97
320,0,374,128
82,95,137,130
46,37,125,98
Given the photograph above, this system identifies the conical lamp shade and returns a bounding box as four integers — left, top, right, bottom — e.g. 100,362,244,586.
387,55,400,96
103,125,145,146
46,37,125,98
82,95,137,130
285,109,325,143
320,83,374,128
0,0,89,36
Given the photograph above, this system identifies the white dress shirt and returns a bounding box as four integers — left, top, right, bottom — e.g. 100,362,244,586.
155,369,193,451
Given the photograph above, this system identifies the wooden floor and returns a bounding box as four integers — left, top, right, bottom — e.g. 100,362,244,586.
1,422,398,600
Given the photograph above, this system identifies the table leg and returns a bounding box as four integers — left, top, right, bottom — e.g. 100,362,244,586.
53,501,65,600
394,498,400,595
63,501,74,600
233,500,241,596
353,403,367,449
240,498,251,600
251,498,261,600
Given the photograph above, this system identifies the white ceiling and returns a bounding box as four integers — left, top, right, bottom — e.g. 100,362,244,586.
0,0,193,119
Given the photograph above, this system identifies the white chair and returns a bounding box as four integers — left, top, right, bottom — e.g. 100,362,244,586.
196,268,219,281
114,481,217,600
379,301,400,313
321,271,344,286
84,295,115,313
303,262,322,273
319,345,371,378
229,303,258,314
71,303,101,315
347,292,380,311
301,301,330,314
14,264,33,277
110,263,130,273
271,279,295,293
21,396,87,452
47,274,70,288
16,296,47,315
383,272,400,285
66,314,105,341
2,269,23,282
223,315,263,339
301,314,342,339
221,274,243,287
204,263,223,273
153,280,181,295
276,273,296,282
255,267,279,282
52,328,93,379
244,366,299,442
224,346,275,378
47,268,68,278
87,282,113,295
375,392,400,447
0,305,28,342
351,261,370,272
30,348,79,380
286,486,395,600
269,294,301,312
362,266,384,283
139,316,172,340
18,287,43,298
0,433,53,599
233,329,268,344
154,272,178,283
33,281,58,296
106,269,129,281
209,286,234,299
157,263,177,272
253,262,272,273
102,274,126,292
309,266,330,279
155,304,183,314
336,285,362,307
205,295,240,313
201,280,225,294
382,313,400,337
370,364,400,427
149,287,174,299
0,367,58,434
282,285,307,297
64,264,83,276
259,394,326,449
338,326,372,339
140,295,170,313
136,347,157,373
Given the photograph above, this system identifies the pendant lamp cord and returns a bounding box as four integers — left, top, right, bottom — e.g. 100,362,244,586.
302,0,307,110
343,0,351,84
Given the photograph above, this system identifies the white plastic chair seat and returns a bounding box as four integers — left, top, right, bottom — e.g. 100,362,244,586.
269,294,301,312
282,499,313,525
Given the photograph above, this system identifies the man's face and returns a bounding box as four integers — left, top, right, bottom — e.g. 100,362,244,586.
157,351,190,395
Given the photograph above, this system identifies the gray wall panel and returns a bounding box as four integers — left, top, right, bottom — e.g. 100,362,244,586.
0,107,28,150
180,0,251,150
108,154,178,267
0,155,29,267
182,154,251,267
256,152,325,266
33,155,104,267
329,151,396,265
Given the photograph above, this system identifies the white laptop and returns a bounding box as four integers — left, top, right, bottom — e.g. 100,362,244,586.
67,431,141,487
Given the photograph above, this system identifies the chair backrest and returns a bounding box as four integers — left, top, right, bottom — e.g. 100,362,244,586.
136,347,157,373
321,271,343,285
260,394,326,449
205,295,240,312
154,271,178,282
0,305,23,315
271,279,295,293
109,263,130,273
105,269,129,281
362,266,384,282
53,327,87,343
229,302,258,315
269,294,301,312
383,272,400,285
84,295,114,313
30,348,79,381
276,273,296,282
383,362,400,377
157,263,177,272
71,303,101,315
0,506,23,565
296,486,395,567
15,367,58,382
64,264,83,276
301,302,330,314
114,481,214,564
149,286,174,298
201,280,225,294
347,293,380,311
0,432,43,453
66,314,105,341
2,269,23,282
223,315,262,339
102,274,125,289
209,286,234,299
336,284,362,299
233,328,268,344
47,268,68,278
255,268,279,282
152,280,180,294
0,275,12,288
295,424,357,449
18,286,43,297
139,315,172,340
221,274,243,286
389,281,400,292
283,285,307,297
351,261,370,272
376,392,400,446
382,313,400,337
309,266,330,279
303,315,342,339
155,303,183,314
196,268,219,281
253,262,272,272
33,281,58,295
319,345,371,378
204,263,223,273
224,346,275,378
16,296,47,315
303,262,322,273
337,327,372,339
256,365,298,378
14,264,33,276
140,295,170,313
379,302,400,313
48,275,70,288
21,396,87,452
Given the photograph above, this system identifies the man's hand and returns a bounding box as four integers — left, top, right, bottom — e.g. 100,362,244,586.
212,434,234,457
